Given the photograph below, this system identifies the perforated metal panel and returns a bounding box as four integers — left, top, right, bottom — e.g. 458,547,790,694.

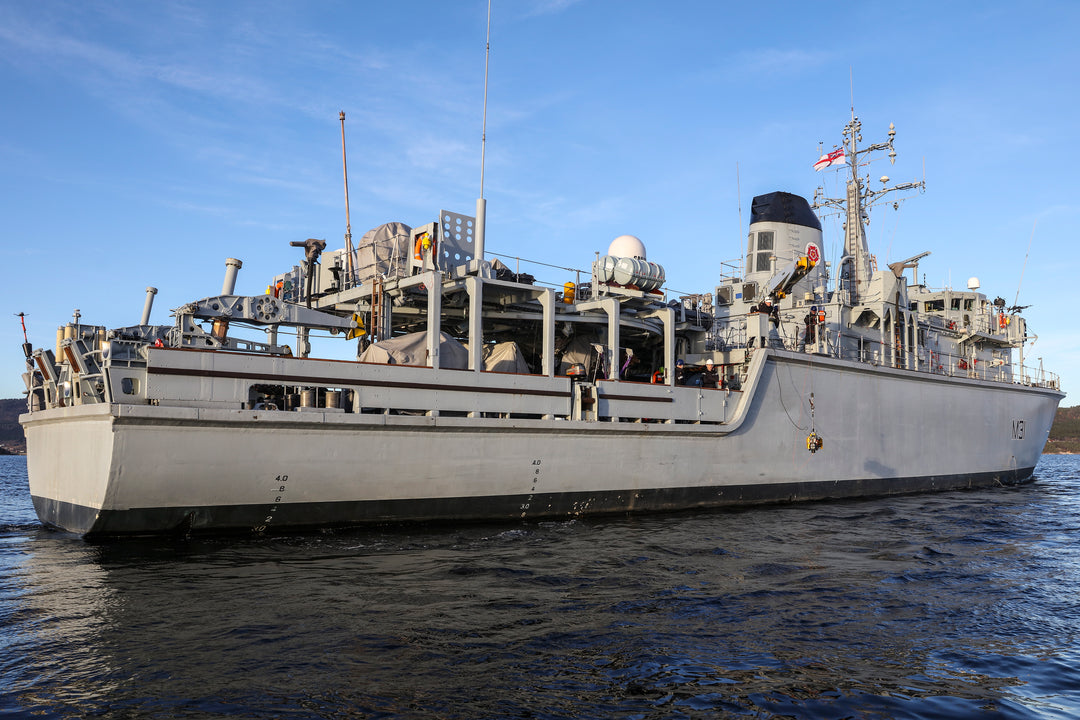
439,211,476,267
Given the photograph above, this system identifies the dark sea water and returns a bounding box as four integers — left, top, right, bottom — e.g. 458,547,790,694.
2,455,1080,719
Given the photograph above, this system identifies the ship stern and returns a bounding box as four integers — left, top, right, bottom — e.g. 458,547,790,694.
20,404,118,535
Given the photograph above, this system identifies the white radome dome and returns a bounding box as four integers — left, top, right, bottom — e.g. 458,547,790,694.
608,234,646,260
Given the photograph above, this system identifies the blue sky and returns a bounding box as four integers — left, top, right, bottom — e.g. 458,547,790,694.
1,0,1076,403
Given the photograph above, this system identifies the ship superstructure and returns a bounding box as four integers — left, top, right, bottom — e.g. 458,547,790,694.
18,115,1063,536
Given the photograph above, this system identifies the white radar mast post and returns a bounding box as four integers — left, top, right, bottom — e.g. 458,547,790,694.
475,0,492,263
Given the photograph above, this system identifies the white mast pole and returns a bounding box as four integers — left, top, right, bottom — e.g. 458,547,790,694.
340,111,355,286
475,0,492,262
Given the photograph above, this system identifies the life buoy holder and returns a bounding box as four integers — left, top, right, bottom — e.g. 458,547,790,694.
816,310,826,323
414,233,436,262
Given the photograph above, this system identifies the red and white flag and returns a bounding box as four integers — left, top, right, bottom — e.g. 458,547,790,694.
813,147,845,171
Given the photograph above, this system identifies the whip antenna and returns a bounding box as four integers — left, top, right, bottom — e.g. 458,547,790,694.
849,66,855,119
475,0,492,261
1013,219,1036,309
736,162,743,253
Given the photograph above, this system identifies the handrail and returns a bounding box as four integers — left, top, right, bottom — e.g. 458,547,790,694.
711,318,1060,391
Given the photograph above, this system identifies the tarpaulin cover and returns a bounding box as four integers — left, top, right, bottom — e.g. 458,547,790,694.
557,335,603,376
480,341,530,373
359,331,468,368
355,222,411,285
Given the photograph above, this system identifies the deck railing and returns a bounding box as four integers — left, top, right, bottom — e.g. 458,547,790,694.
712,318,1061,391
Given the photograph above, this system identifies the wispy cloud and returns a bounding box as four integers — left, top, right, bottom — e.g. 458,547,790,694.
0,4,389,116
0,8,265,110
730,48,832,77
520,0,587,19
404,136,473,174
0,10,137,78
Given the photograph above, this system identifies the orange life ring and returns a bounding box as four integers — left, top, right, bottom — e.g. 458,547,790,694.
816,310,825,323
414,233,436,262
651,370,664,384
999,315,1007,329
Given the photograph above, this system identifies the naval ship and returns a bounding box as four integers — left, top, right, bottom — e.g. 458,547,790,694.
18,114,1064,536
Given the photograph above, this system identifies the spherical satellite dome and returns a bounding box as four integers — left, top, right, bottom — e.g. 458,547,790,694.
608,234,646,260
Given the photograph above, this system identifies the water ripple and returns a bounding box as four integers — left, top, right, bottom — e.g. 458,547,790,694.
2,455,1080,717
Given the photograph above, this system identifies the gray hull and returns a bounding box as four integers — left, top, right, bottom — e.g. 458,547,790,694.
22,350,1060,537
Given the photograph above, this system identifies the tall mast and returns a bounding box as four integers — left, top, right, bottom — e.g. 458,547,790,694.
842,114,871,301
340,111,355,286
474,0,492,262
814,112,923,305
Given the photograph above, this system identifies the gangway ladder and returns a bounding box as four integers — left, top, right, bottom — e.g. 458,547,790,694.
369,275,386,343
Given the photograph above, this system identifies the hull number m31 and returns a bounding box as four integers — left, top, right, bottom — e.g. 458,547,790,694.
1012,419,1026,440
